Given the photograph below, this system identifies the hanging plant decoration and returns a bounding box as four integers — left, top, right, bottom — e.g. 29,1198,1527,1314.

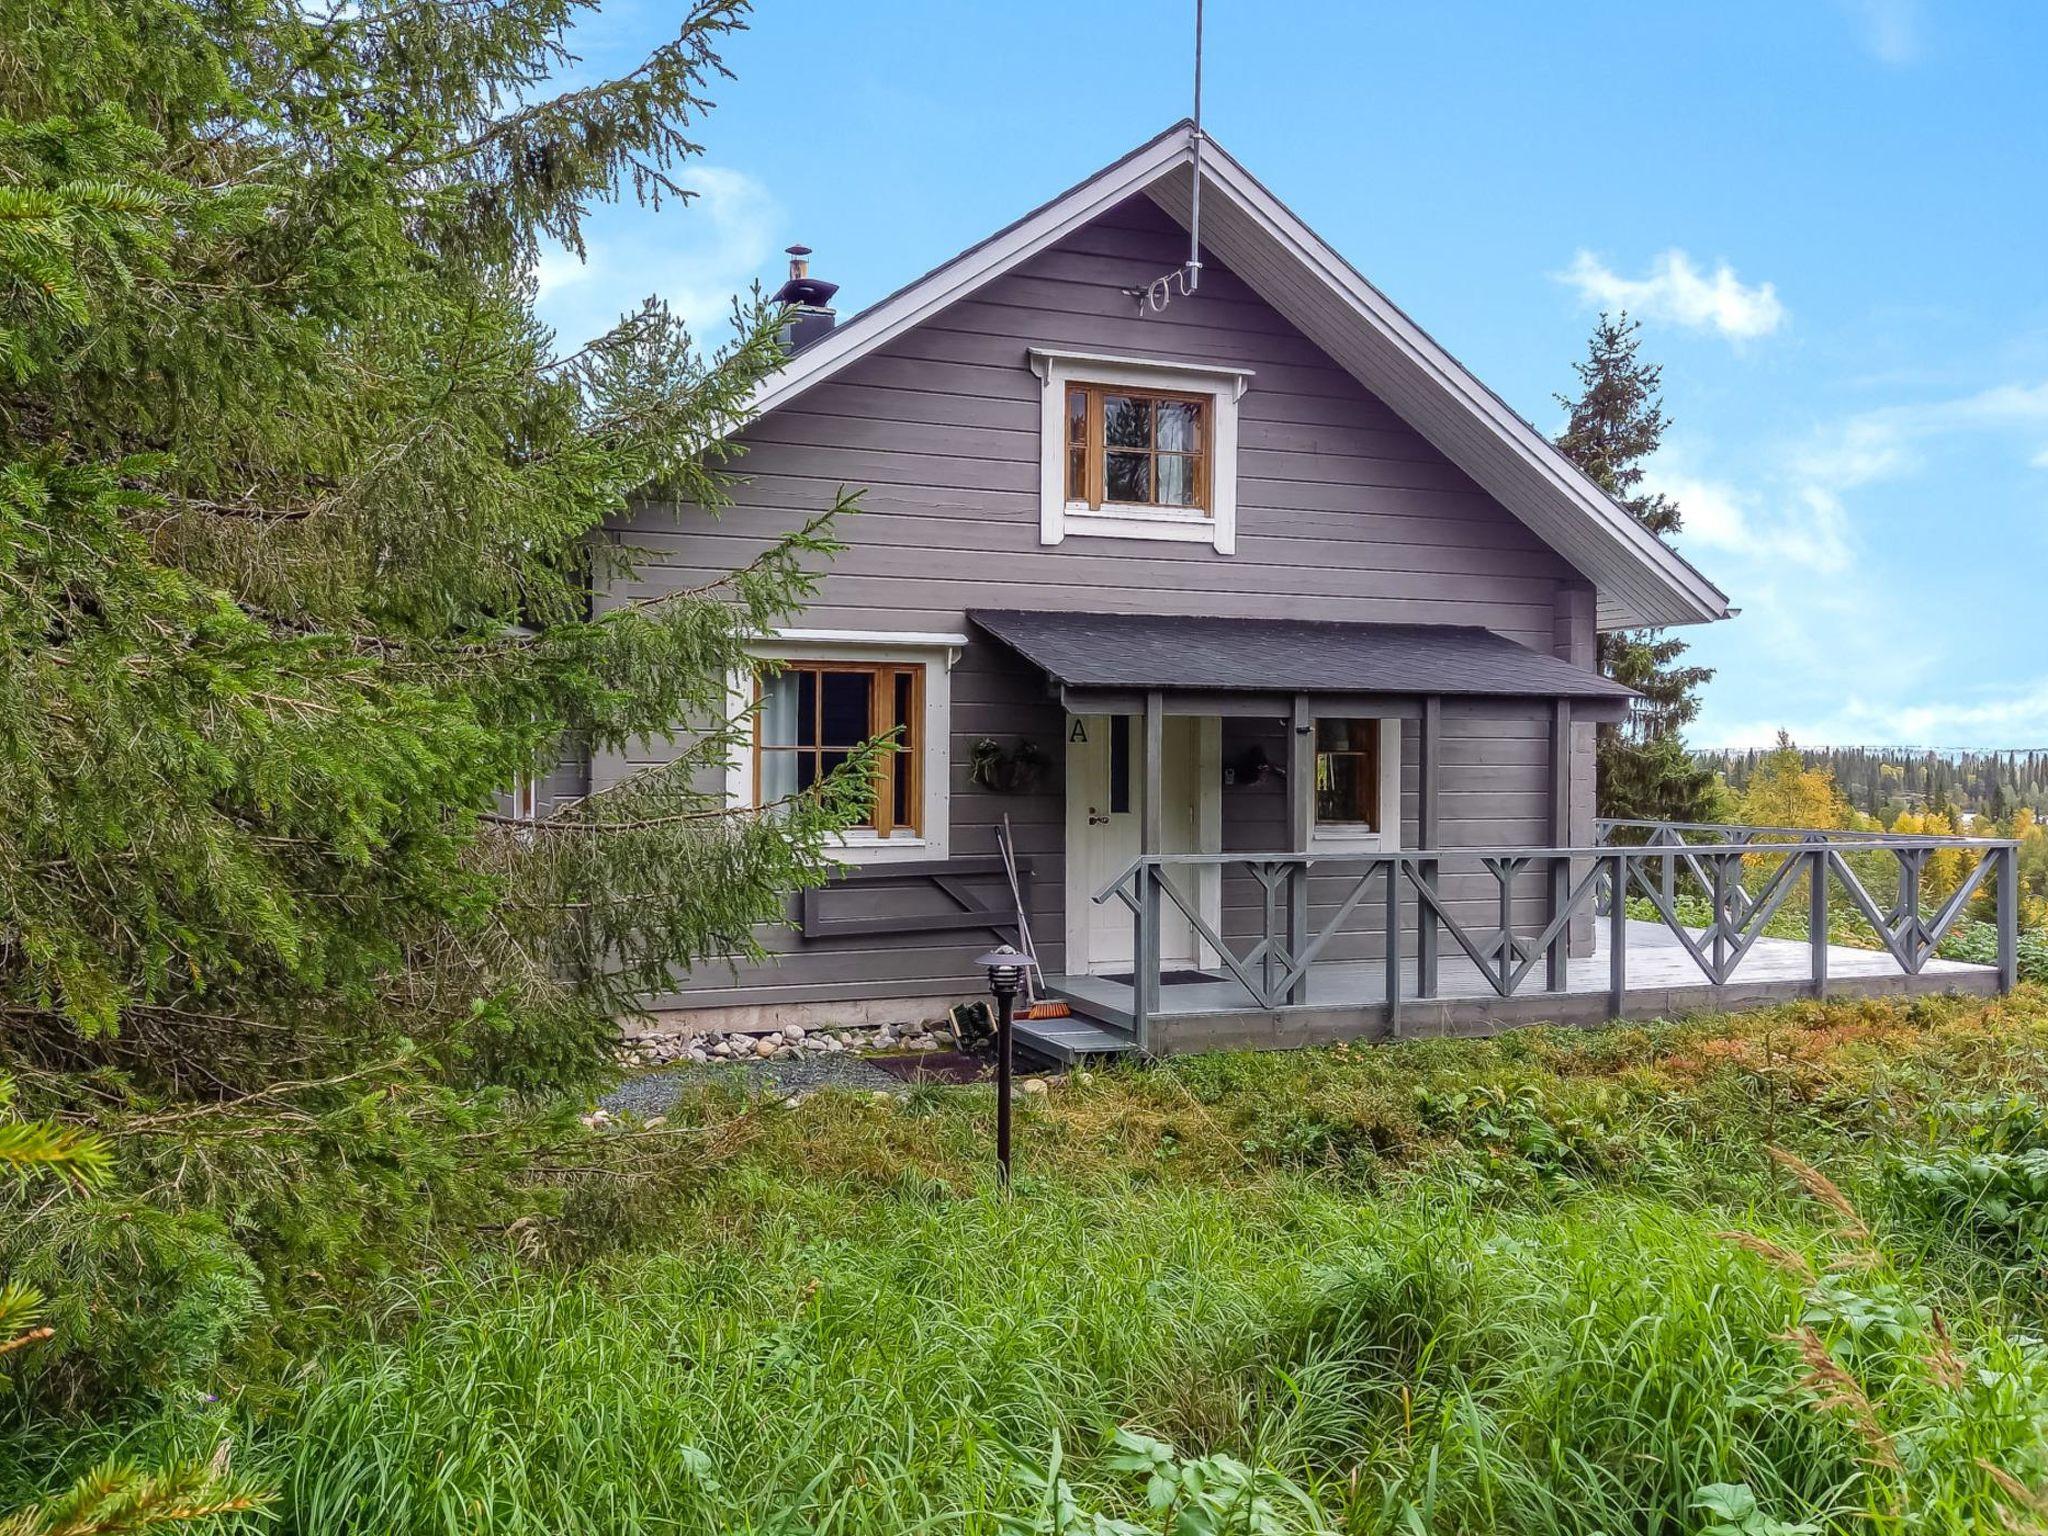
970,738,1048,794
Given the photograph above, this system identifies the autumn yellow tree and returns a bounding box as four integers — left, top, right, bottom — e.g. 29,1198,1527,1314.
1739,733,1850,831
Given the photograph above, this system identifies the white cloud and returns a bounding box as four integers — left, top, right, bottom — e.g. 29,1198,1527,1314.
1558,249,1786,342
1659,471,1854,574
1706,677,2048,750
1795,380,2048,487
1673,376,2048,749
529,166,783,347
1837,0,1921,65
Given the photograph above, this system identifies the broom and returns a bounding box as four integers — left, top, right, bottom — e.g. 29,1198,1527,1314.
998,816,1069,1020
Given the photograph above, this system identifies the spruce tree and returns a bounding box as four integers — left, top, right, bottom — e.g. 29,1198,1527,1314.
1555,313,1717,822
0,0,865,1092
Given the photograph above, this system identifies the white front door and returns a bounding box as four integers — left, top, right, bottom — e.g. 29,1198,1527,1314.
1065,714,1217,976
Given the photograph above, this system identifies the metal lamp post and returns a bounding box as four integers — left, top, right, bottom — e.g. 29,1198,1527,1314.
974,943,1035,1185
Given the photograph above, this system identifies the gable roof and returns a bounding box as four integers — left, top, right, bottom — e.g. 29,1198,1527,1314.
746,123,1732,633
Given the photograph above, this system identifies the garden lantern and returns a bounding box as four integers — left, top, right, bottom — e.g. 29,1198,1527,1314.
974,943,1035,1184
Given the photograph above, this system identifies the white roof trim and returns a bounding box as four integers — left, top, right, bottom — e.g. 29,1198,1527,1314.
740,123,1732,631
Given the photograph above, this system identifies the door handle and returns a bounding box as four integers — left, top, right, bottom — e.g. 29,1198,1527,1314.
1087,808,1110,825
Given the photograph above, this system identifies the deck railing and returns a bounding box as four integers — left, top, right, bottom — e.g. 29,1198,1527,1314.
1093,822,2020,1050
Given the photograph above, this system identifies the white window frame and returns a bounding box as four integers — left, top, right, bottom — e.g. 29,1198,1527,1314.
725,629,962,865
1029,348,1249,554
1307,716,1402,853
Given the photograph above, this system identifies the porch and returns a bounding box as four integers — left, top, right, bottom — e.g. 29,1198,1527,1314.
1022,823,2020,1060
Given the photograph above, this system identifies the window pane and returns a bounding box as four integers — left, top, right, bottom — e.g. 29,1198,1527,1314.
796,669,817,746
1105,450,1151,503
1156,453,1199,507
1103,394,1151,448
1313,720,1380,829
892,753,912,828
1109,714,1131,814
892,670,913,735
794,750,821,793
1156,399,1202,452
816,750,854,806
760,672,802,748
1315,718,1363,752
1316,754,1373,825
818,670,872,747
1067,386,1087,442
1068,445,1086,503
760,748,799,803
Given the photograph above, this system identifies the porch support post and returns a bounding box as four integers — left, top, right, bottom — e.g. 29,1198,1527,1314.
1547,698,1572,992
1287,694,1314,1007
1137,690,1164,1033
1417,696,1441,999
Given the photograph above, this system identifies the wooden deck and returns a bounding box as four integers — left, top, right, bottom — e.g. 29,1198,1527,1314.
1028,920,2000,1059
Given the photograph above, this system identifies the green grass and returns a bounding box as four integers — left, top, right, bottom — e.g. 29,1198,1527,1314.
43,989,2048,1533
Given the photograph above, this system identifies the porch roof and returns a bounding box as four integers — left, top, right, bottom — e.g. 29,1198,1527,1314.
967,609,1636,701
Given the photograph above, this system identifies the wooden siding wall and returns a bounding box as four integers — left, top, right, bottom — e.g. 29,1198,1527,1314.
599,195,1600,1012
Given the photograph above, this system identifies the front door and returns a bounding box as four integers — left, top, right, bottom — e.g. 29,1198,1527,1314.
1065,713,1211,975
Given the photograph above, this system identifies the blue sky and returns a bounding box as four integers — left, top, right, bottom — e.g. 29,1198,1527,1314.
536,0,2048,750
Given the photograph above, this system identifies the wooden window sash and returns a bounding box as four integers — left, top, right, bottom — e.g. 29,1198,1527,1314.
1066,383,1211,517
753,660,924,837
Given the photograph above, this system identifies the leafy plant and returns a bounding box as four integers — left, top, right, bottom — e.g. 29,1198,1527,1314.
1414,1082,1620,1188
1004,1429,1325,1536
1689,1482,1817,1536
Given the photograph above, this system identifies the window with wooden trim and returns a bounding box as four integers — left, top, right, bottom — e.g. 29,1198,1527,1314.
756,661,923,837
1314,719,1382,831
1064,383,1210,515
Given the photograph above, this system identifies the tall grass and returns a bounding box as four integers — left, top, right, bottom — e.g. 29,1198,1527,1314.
32,989,2048,1533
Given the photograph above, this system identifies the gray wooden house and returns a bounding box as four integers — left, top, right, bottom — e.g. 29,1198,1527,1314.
588,123,2018,1058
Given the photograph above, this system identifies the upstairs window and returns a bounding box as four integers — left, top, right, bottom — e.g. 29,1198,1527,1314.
1031,350,1247,554
756,661,923,837
1064,384,1210,515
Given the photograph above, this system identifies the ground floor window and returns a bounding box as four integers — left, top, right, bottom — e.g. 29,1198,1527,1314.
1314,718,1383,831
756,660,924,837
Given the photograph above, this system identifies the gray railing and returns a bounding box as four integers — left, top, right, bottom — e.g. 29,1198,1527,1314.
1093,822,2021,1050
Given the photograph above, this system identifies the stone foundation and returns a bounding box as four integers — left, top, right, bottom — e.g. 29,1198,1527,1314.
627,992,984,1042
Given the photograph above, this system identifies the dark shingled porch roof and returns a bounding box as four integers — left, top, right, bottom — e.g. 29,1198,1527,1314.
967,610,1636,700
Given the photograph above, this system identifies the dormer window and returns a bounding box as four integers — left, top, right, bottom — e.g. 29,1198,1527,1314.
1031,349,1249,554
1065,384,1210,515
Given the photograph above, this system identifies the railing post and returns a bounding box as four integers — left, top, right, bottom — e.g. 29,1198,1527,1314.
1384,858,1402,1038
1547,852,1570,992
1258,863,1281,1008
1710,854,1729,979
1287,862,1310,1007
1998,844,2020,995
1133,863,1159,1052
1809,846,1830,1000
1417,856,1439,999
1608,850,1628,1019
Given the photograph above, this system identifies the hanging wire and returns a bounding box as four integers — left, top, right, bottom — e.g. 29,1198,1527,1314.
1128,0,1205,316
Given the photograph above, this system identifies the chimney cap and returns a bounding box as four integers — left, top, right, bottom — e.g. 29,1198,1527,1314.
773,243,838,311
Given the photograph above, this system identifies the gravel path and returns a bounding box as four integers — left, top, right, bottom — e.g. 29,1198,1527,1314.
600,1052,906,1116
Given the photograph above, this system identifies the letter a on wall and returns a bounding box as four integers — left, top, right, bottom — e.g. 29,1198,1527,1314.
1068,719,1088,744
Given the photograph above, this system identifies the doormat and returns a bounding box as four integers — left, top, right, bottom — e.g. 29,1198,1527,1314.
868,1050,991,1085
1098,969,1221,987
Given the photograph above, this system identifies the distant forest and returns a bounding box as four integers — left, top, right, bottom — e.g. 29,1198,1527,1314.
1704,745,2048,823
